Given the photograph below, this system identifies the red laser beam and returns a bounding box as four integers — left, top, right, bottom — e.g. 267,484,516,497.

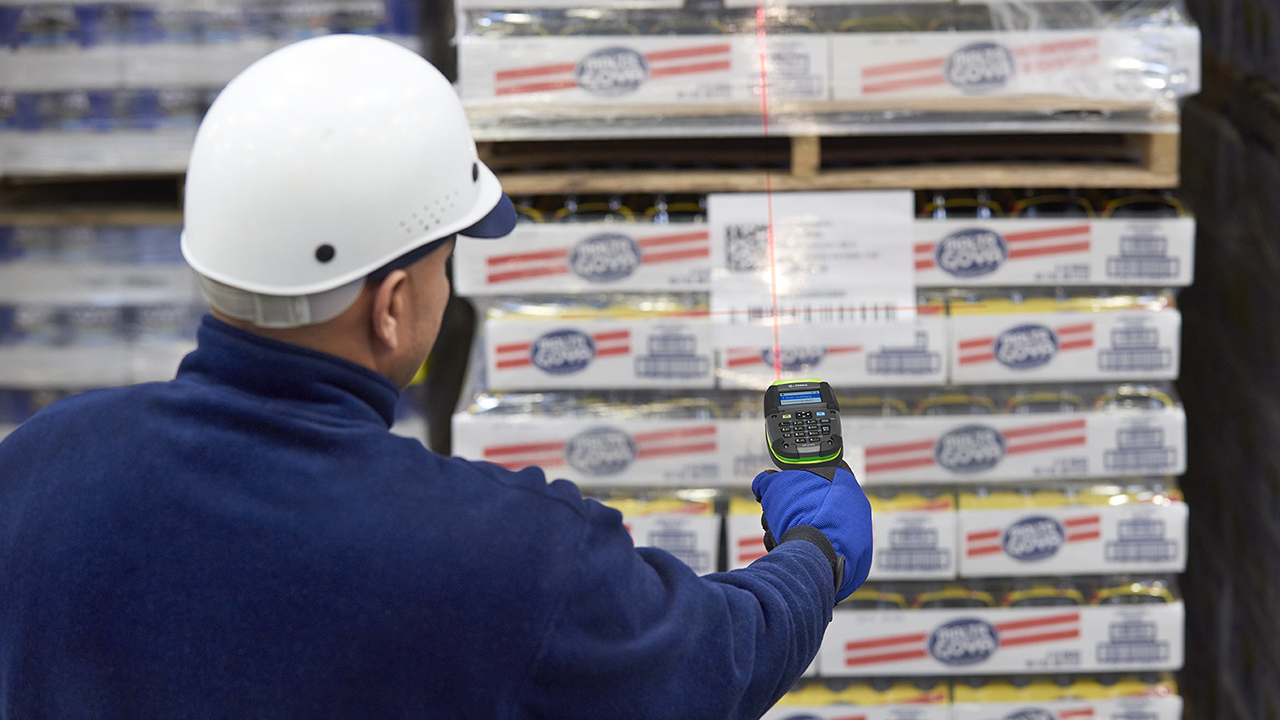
755,3,781,381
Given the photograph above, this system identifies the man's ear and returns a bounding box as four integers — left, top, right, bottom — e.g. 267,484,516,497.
369,269,410,353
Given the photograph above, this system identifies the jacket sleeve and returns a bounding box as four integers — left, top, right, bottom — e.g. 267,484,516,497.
514,479,834,720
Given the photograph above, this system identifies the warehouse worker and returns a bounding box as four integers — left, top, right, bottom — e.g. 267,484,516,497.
0,36,872,719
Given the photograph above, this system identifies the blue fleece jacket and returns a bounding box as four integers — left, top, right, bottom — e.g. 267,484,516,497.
0,316,834,720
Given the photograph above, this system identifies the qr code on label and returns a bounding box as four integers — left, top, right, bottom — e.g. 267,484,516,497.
725,224,768,271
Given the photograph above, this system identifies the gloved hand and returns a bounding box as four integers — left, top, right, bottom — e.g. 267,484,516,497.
752,463,873,603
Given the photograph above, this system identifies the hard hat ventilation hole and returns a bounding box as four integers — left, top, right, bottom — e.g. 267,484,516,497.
472,163,479,182
315,244,335,263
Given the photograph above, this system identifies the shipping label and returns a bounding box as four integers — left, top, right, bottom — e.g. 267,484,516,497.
914,217,1195,287
452,223,711,296
459,34,828,105
484,317,714,390
822,604,1185,675
959,502,1188,576
949,308,1181,384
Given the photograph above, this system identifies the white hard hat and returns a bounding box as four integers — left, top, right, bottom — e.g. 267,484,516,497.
181,34,515,328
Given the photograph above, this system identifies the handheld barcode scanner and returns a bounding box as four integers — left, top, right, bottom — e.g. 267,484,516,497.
764,378,843,471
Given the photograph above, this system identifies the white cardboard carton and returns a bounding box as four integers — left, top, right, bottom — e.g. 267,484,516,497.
958,500,1189,577
821,604,1185,675
453,223,711,296
951,695,1183,720
619,513,722,575
762,701,949,720
948,299,1181,384
723,408,1186,485
453,415,735,486
454,407,1186,487
830,29,1200,101
716,313,948,390
459,34,828,105
484,316,714,390
914,217,1196,287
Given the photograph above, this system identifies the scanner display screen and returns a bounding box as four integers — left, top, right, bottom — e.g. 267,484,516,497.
779,390,822,406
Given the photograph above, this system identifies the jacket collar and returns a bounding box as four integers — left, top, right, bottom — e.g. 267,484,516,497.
177,315,402,427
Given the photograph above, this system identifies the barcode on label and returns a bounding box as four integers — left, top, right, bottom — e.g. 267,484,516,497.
1105,540,1179,562
730,303,902,325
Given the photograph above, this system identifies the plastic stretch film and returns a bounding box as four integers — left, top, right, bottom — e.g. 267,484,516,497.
455,0,1199,139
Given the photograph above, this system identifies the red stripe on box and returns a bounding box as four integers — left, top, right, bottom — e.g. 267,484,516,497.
487,265,571,283
862,74,948,95
844,648,930,666
1059,709,1095,718
495,62,577,82
484,441,565,457
492,457,566,470
1008,241,1091,259
495,358,533,369
994,612,1079,632
494,341,532,353
862,56,945,78
1002,418,1087,438
1006,435,1087,455
866,456,937,473
636,231,710,247
494,80,580,96
866,439,936,457
1014,37,1099,56
636,441,717,459
967,545,1003,557
1068,530,1102,542
1056,322,1093,334
1064,515,1100,527
958,337,995,350
1059,338,1094,351
726,355,764,367
999,628,1081,647
845,632,928,651
958,353,996,365
914,242,935,253
487,248,570,266
596,346,631,357
1008,239,1090,258
1003,225,1089,242
644,247,711,264
632,426,715,442
915,259,936,270
645,44,731,62
650,60,732,79
593,330,630,341
967,529,1001,541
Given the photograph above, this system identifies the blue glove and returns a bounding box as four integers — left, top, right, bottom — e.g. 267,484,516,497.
752,465,873,603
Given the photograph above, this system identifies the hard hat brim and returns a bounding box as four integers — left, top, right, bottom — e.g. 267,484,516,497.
460,193,517,239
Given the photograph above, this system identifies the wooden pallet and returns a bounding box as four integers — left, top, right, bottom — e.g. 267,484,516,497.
481,128,1180,195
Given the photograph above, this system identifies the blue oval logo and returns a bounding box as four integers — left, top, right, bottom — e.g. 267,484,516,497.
575,47,649,97
1003,516,1065,562
762,346,827,372
569,233,641,282
928,618,999,665
994,324,1059,369
945,42,1015,93
531,330,595,374
1004,710,1056,720
565,426,636,476
935,425,1006,474
935,228,1008,277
